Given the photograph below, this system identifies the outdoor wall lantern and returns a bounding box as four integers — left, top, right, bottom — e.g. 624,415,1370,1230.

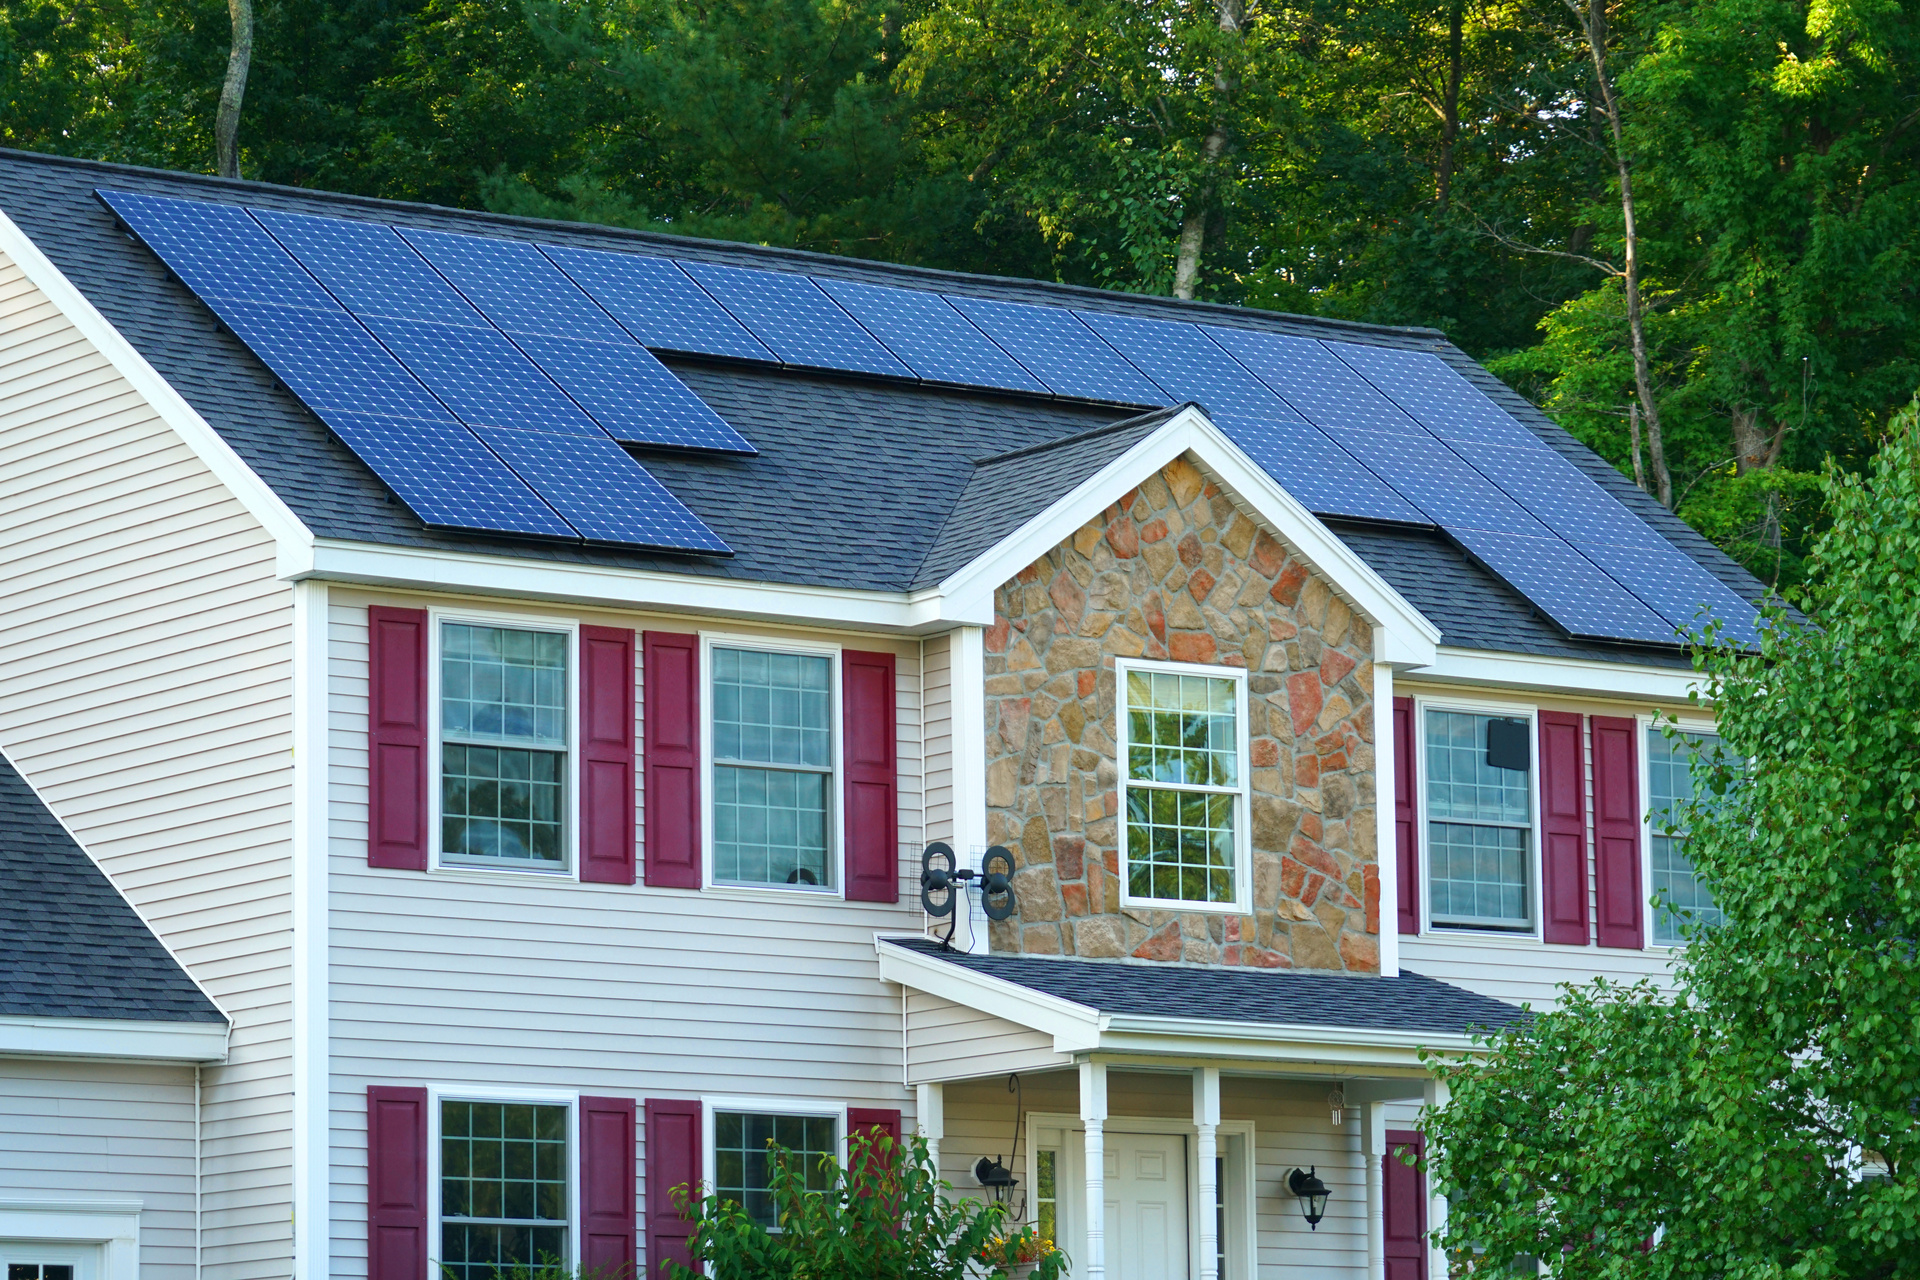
1286,1167,1332,1229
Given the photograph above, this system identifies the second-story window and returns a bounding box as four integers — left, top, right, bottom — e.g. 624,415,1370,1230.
441,622,569,871
710,646,835,890
1119,661,1249,909
1425,708,1534,931
1648,727,1726,945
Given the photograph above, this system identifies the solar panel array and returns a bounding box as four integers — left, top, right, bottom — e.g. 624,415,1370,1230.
99,186,1759,644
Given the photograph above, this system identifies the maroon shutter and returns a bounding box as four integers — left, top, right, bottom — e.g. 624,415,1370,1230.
1383,1130,1428,1280
644,1099,702,1280
642,633,701,889
368,607,429,870
367,1085,428,1280
842,650,899,903
581,1096,638,1278
1539,711,1589,945
1592,715,1644,948
581,627,637,885
846,1106,902,1148
1394,696,1419,934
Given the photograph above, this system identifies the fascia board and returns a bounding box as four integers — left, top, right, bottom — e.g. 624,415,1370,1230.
1409,646,1707,703
0,207,313,558
0,1015,230,1063
876,938,1106,1051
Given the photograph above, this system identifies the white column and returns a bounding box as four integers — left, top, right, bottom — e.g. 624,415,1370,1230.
1194,1067,1221,1280
917,1081,944,1180
1373,649,1400,976
1081,1062,1109,1280
1425,1076,1451,1279
1365,1100,1387,1280
951,626,990,954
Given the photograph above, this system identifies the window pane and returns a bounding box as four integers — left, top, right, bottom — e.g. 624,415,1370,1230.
713,765,830,887
1429,821,1530,927
442,624,567,748
713,1110,837,1230
1425,710,1529,825
1125,783,1236,905
1125,672,1238,787
1648,728,1726,944
439,1100,568,1280
443,744,565,866
1036,1149,1058,1244
712,647,831,768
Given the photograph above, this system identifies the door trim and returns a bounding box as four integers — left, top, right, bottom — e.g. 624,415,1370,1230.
0,1200,138,1280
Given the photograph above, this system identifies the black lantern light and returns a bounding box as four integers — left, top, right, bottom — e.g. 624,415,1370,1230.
973,1156,1019,1203
1287,1166,1331,1229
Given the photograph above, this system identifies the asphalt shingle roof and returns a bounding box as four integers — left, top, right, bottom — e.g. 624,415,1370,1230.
0,748,224,1023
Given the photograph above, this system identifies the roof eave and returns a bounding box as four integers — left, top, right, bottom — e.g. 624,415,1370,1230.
0,1013,230,1064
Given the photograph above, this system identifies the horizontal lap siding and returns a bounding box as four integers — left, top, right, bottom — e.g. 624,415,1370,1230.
1399,934,1679,1007
905,992,1065,1083
326,595,928,1277
922,634,954,848
0,255,294,1280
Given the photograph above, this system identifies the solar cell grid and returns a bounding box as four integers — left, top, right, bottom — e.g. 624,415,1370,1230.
213,300,454,422
1326,342,1539,446
357,317,604,437
317,411,576,538
679,262,910,378
252,208,486,326
1451,527,1680,644
541,246,775,361
1204,327,1430,441
1075,312,1306,425
943,296,1168,405
471,426,730,552
509,334,755,453
1452,441,1671,551
399,229,631,342
99,190,337,310
1212,413,1427,525
1580,543,1762,646
1336,431,1555,537
813,278,1047,393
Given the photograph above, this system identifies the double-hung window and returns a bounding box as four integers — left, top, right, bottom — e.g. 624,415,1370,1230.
1647,727,1725,945
1425,708,1535,931
709,645,836,890
439,1099,570,1280
1119,661,1249,909
440,621,571,871
711,1109,838,1228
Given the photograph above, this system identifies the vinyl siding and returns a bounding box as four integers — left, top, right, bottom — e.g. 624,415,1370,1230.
922,632,955,846
905,991,1066,1084
325,592,929,1277
0,1059,201,1280
0,251,295,1280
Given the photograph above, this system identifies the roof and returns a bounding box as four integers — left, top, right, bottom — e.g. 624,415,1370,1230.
887,936,1526,1038
0,147,1768,659
0,747,225,1023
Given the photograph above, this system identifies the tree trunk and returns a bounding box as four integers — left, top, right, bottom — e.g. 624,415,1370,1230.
1731,404,1788,474
216,0,254,179
1172,0,1244,300
1437,0,1464,210
1629,400,1647,492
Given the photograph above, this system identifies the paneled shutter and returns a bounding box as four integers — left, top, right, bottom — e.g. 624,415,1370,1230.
367,1085,429,1280
1592,715,1644,949
1539,710,1590,946
580,627,637,885
1393,696,1419,934
368,606,430,870
842,650,899,903
1383,1129,1428,1280
581,1096,638,1278
641,633,701,889
846,1106,903,1168
644,1099,702,1280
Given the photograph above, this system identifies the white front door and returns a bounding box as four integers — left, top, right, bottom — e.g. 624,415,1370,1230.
1104,1131,1190,1280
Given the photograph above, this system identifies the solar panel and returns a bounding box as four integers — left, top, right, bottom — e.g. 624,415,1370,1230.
318,411,576,538
471,426,729,552
1450,527,1680,644
1579,543,1762,645
541,246,775,361
1211,414,1428,525
213,300,454,421
357,317,604,437
678,262,910,378
1325,342,1541,447
1337,431,1555,537
398,228,631,342
1204,327,1430,440
252,208,484,326
507,335,753,453
813,278,1047,393
943,296,1168,405
1075,312,1306,426
99,190,337,310
1451,441,1671,551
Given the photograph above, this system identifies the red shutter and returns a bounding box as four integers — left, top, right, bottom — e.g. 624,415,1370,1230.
1393,696,1418,934
368,606,429,870
1539,711,1589,946
581,1096,638,1278
644,1099,702,1280
842,650,898,903
581,627,637,885
367,1085,428,1280
846,1107,903,1143
1592,715,1644,949
642,633,701,889
1383,1130,1428,1280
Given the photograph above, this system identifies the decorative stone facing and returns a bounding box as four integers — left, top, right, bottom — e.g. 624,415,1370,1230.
982,454,1381,972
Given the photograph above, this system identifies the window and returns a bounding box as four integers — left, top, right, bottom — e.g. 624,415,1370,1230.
709,645,835,889
8,1267,73,1280
1034,1148,1059,1243
1119,662,1248,908
1648,727,1726,945
439,1099,570,1280
712,1110,838,1228
1425,708,1535,931
441,622,569,870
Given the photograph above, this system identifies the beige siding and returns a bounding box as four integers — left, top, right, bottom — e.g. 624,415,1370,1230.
922,633,954,847
905,991,1067,1084
325,592,929,1276
0,1059,201,1280
0,252,295,1279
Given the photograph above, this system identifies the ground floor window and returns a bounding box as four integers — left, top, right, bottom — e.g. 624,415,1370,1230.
712,1110,838,1228
439,1099,569,1280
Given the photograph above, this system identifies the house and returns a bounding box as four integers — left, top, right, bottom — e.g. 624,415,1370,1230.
0,146,1755,1280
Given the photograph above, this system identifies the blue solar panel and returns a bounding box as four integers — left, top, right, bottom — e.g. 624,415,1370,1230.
510,335,754,453
1579,543,1762,646
398,228,631,342
1212,413,1427,525
252,208,484,326
1337,431,1555,537
1076,312,1307,426
318,411,576,538
1452,441,1671,551
214,300,453,421
1451,527,1679,644
1204,327,1430,440
100,190,338,309
812,278,1047,393
942,296,1168,405
678,262,910,377
541,246,774,361
357,317,604,437
471,426,729,552
1325,342,1540,447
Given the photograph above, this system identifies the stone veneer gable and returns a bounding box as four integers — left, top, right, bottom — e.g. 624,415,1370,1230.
983,454,1381,973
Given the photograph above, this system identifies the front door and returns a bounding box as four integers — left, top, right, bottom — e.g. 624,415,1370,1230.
1104,1131,1189,1280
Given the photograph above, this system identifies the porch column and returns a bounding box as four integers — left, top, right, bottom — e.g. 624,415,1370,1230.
1194,1067,1221,1280
1081,1061,1108,1280
1425,1076,1451,1279
917,1082,944,1176
1364,1100,1386,1280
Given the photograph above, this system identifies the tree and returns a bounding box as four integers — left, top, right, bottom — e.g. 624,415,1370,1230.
215,0,251,177
1423,394,1920,1279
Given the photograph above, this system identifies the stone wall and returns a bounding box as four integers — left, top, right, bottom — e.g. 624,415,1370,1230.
983,454,1381,972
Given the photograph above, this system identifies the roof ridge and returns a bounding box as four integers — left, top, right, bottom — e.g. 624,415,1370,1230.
972,402,1193,466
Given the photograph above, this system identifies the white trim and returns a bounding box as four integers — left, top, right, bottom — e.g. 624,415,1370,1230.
0,207,311,555
0,1200,140,1280
290,580,330,1280
0,1015,226,1063
1409,647,1705,703
1373,654,1399,977
427,1086,582,1276
1412,693,1544,940
1114,658,1252,916
950,626,989,953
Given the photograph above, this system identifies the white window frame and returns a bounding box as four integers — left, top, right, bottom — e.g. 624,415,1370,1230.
1115,657,1254,916
427,606,582,879
700,1095,850,1228
426,1085,582,1278
0,1201,139,1280
698,631,845,898
1637,710,1720,953
1413,693,1544,939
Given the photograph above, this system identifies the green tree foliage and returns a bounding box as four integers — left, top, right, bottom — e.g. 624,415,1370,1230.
1423,395,1920,1278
